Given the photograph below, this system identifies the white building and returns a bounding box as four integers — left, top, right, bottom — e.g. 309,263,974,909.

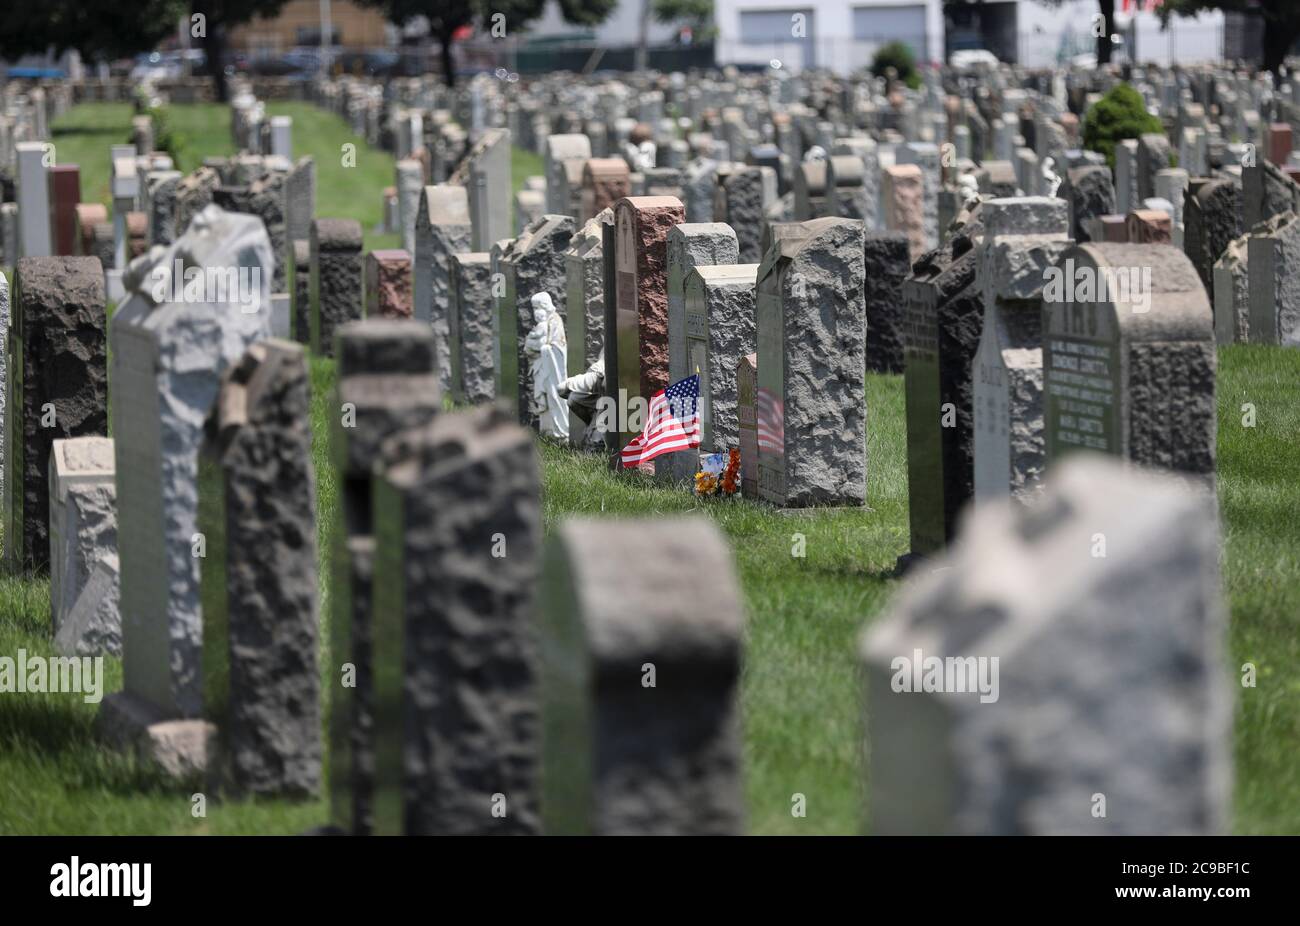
713,0,946,74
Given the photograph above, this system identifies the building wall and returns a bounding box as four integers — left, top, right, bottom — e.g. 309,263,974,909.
1013,1,1223,68
714,0,945,74
526,0,678,47
227,0,391,53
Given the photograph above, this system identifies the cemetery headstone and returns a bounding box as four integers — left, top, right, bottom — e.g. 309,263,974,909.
541,517,745,835
1043,243,1216,487
199,339,320,798
862,454,1230,835
309,218,364,358
370,405,541,835
6,257,108,574
755,218,866,507
365,249,413,319
449,251,496,405
328,320,440,835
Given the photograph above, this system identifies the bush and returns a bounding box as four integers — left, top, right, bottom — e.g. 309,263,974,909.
128,87,187,165
1082,83,1163,171
871,41,921,91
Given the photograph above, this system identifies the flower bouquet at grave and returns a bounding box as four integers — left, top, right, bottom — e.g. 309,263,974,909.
695,449,742,498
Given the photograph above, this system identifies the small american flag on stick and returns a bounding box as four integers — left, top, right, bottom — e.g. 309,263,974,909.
620,375,701,468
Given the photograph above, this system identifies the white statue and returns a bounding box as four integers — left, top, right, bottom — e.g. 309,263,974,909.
524,292,568,439
1041,156,1062,198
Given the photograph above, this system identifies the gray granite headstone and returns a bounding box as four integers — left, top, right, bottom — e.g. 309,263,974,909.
972,198,1071,505
1247,210,1300,346
755,218,866,507
684,263,759,458
200,339,320,798
449,251,496,405
1044,243,1216,488
541,517,745,835
309,218,363,358
99,205,272,768
862,453,1231,835
328,320,440,836
414,185,472,390
370,405,541,835
864,231,911,374
6,257,108,574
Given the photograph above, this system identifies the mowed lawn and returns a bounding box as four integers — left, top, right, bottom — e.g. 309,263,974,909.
0,103,1297,835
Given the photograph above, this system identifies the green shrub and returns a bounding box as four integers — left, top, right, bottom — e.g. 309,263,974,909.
871,41,921,91
1082,83,1163,171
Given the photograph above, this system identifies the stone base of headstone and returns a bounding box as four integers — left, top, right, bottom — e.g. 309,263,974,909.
97,691,216,782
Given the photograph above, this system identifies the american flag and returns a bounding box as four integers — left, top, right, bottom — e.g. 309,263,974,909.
620,375,701,468
756,386,784,453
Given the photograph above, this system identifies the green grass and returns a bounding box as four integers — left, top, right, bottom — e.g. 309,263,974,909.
49,101,399,252
4,106,1299,834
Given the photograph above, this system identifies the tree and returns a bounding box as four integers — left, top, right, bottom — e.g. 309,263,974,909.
1082,82,1163,169
359,0,617,88
1032,0,1119,66
652,0,715,41
1160,0,1300,80
0,0,186,72
190,1,291,102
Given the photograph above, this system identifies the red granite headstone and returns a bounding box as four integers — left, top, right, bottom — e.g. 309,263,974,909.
73,203,108,257
1126,208,1171,244
1100,214,1128,243
47,165,82,256
1268,123,1293,167
365,249,413,319
582,159,631,222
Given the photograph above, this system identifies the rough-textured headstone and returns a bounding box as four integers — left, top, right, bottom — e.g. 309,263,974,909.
736,352,758,497
449,251,496,405
972,198,1071,505
48,437,116,653
613,196,685,453
328,320,440,836
199,339,320,798
1062,165,1115,242
683,263,758,459
582,158,631,221
864,231,911,374
904,215,987,555
1136,133,1171,201
1044,243,1215,487
718,167,775,263
882,164,926,263
174,166,221,239
862,454,1231,835
541,517,745,835
413,185,472,390
665,222,740,476
755,218,866,507
1115,138,1139,214
683,157,720,223
292,240,311,344
1127,208,1171,243
1247,210,1300,346
56,552,120,660
97,205,272,775
898,143,941,248
310,218,363,357
1184,179,1241,293
1212,232,1250,345
365,249,412,319
498,214,574,428
6,257,108,574
370,405,541,835
144,170,181,248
